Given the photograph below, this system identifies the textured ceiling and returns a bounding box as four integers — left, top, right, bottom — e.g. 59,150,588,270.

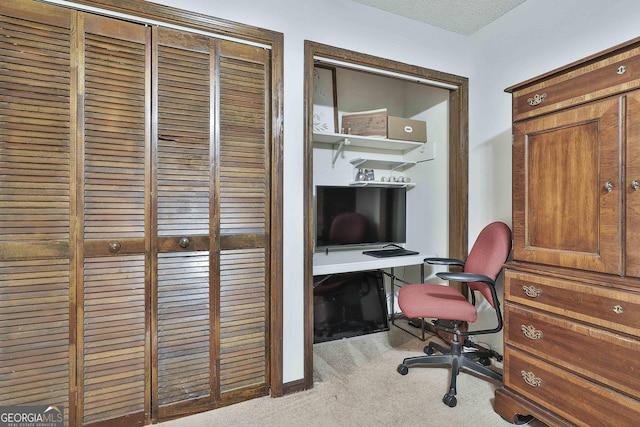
351,0,527,35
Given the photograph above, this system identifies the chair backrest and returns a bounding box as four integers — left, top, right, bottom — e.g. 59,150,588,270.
464,221,512,307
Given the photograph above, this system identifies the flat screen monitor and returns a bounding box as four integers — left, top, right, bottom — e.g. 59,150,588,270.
315,185,407,248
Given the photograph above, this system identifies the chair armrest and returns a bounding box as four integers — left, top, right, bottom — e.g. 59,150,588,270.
425,257,465,267
436,271,495,285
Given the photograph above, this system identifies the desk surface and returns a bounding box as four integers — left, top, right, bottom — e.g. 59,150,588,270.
313,249,427,276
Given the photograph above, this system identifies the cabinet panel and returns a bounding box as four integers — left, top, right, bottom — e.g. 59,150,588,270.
505,270,640,336
512,96,622,274
511,45,640,121
505,303,640,397
504,349,640,426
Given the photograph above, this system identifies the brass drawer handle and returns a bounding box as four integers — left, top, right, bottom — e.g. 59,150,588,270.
521,370,542,387
521,324,543,340
527,93,547,106
617,65,627,75
108,241,122,253
523,285,542,298
613,305,624,314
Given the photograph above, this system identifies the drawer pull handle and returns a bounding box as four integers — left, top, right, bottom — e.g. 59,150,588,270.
617,65,627,75
108,241,121,253
632,180,640,191
521,324,543,340
523,285,542,298
527,93,547,106
521,370,542,387
614,305,624,314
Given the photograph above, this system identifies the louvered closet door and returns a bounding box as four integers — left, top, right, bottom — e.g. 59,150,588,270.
77,14,150,427
152,29,271,420
0,2,73,426
153,27,214,419
215,40,271,405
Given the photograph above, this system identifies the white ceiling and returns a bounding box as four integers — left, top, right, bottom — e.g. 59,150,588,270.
351,0,527,35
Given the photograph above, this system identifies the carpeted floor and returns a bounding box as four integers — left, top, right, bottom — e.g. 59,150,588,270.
157,326,544,427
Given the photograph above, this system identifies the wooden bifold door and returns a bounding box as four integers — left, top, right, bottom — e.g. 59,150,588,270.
0,1,274,426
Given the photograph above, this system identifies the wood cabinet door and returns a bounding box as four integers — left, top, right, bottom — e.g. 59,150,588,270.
512,96,622,273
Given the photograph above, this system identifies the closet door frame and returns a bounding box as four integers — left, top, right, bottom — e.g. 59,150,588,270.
302,41,470,389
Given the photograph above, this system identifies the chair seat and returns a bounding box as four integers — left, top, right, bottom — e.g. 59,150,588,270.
398,283,478,322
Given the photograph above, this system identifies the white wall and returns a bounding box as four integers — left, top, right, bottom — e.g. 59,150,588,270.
468,0,640,351
152,0,471,383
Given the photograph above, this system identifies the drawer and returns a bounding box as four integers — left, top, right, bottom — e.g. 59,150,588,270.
504,349,640,426
511,45,640,121
505,303,640,397
505,270,640,336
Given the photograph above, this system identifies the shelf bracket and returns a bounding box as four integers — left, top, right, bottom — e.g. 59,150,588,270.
332,138,350,166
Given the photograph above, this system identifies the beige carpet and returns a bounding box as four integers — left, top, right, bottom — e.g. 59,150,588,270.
157,327,541,427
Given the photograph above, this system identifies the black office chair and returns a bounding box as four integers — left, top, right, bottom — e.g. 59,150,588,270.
396,221,512,407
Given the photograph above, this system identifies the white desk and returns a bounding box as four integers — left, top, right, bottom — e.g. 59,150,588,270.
313,249,426,276
313,249,429,339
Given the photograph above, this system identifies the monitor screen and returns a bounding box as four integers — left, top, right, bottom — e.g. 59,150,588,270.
315,185,407,248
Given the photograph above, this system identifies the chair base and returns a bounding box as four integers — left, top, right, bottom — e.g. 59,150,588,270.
396,339,502,407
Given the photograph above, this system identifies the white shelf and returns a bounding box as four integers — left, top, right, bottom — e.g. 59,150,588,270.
350,157,416,172
313,132,423,152
348,181,415,188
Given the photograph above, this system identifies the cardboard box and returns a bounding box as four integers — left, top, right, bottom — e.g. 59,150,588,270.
341,108,387,137
388,116,427,142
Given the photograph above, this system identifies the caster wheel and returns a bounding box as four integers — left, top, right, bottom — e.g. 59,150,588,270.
424,345,435,355
442,393,457,407
479,357,491,366
397,364,409,375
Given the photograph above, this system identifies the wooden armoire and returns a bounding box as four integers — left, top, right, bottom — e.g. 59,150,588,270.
495,39,640,425
0,1,283,426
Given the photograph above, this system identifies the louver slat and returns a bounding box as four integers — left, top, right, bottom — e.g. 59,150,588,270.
155,29,212,411
0,4,72,426
217,43,270,397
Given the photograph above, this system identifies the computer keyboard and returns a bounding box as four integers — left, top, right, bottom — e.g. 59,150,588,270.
362,248,419,258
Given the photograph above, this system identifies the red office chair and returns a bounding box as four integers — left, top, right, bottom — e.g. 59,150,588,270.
396,221,512,407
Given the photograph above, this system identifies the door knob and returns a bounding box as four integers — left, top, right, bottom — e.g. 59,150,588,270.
178,237,191,248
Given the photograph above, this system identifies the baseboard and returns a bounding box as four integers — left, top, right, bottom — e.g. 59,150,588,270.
281,378,307,395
